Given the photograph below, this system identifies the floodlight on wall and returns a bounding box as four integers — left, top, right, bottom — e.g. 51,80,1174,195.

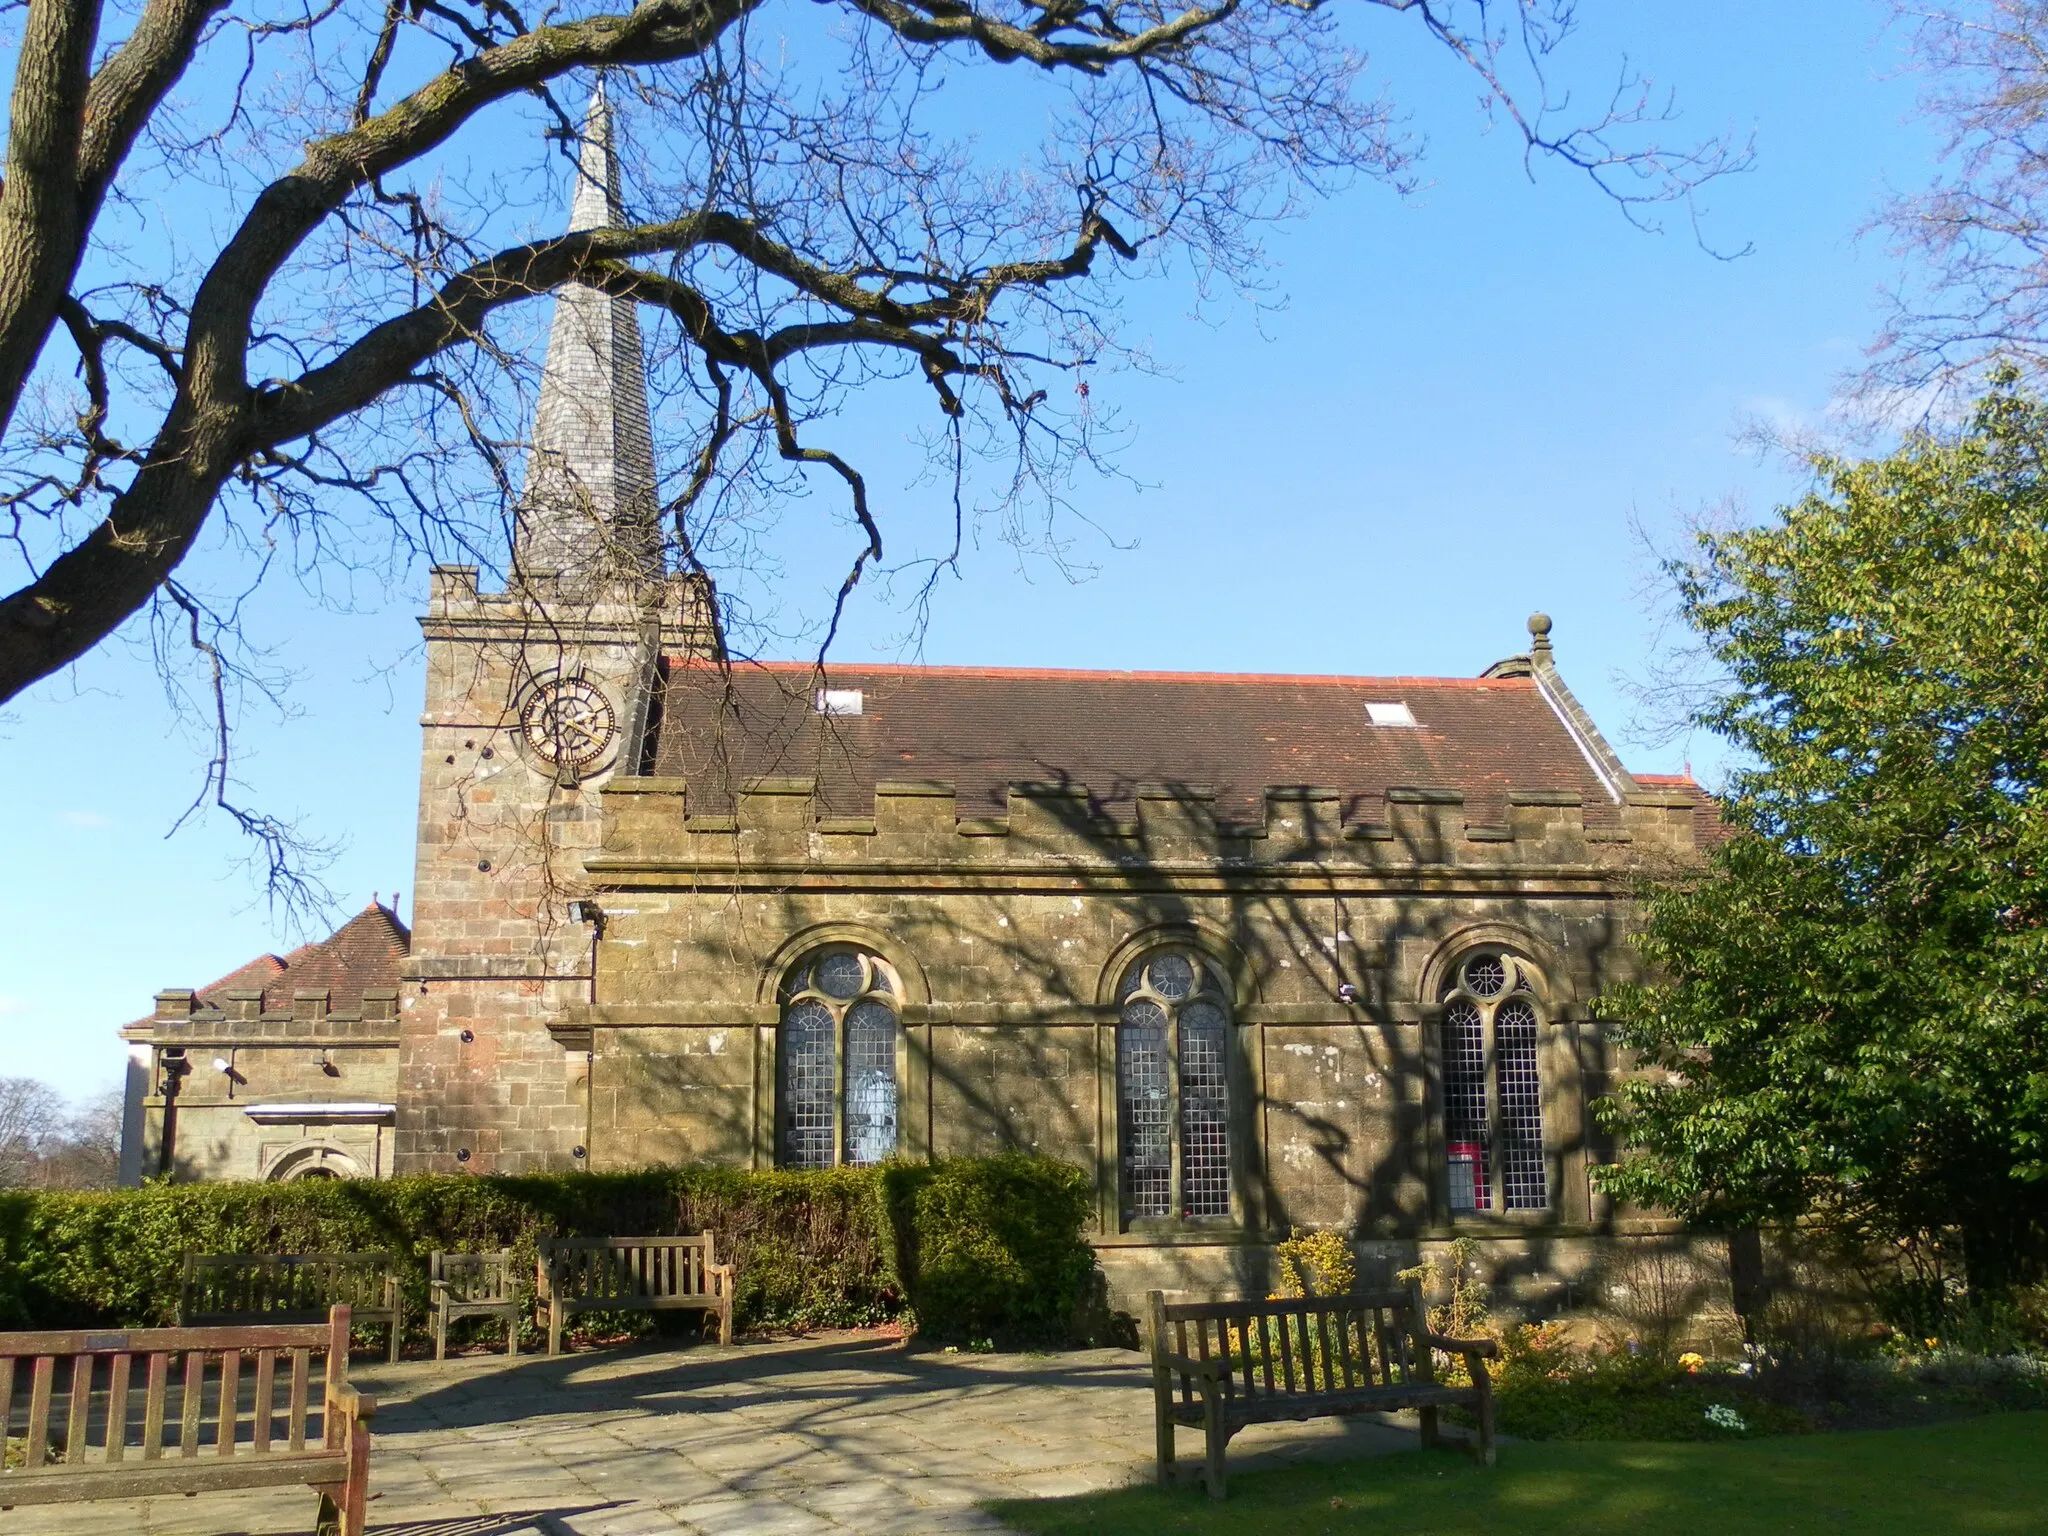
1336,983,1360,1005
318,1051,340,1078
212,1056,245,1084
568,899,605,935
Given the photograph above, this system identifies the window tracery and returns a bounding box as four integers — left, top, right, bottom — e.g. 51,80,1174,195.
1117,948,1234,1222
1440,949,1549,1214
778,947,900,1169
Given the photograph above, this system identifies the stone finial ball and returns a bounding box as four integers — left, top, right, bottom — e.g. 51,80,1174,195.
1528,611,1553,639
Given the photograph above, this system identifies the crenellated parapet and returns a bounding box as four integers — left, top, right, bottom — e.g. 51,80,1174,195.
590,774,1705,884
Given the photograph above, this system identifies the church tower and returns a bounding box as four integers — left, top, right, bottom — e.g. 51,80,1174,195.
395,82,717,1175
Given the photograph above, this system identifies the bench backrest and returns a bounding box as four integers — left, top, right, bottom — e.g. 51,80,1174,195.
181,1253,394,1323
1149,1284,1435,1408
539,1233,722,1302
430,1250,516,1302
0,1306,350,1472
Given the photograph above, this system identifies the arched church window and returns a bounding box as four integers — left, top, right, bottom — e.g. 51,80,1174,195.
778,947,900,1169
1117,949,1234,1222
1440,949,1549,1214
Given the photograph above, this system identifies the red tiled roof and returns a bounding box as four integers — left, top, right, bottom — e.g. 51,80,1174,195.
647,659,1623,824
177,902,411,1017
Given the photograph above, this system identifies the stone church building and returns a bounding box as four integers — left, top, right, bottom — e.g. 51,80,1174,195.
121,91,1717,1306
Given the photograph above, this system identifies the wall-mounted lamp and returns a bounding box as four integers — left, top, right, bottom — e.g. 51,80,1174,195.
211,1056,246,1084
1335,983,1360,1006
459,1029,474,1044
572,1145,587,1160
456,1148,471,1164
567,899,605,935
317,1050,340,1078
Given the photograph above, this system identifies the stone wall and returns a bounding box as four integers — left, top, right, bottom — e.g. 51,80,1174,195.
396,566,712,1174
128,987,401,1182
515,773,1706,1306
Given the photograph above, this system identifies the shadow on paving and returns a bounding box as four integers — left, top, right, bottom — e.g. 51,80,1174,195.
364,1510,626,1536
346,1331,1425,1508
370,1333,1150,1437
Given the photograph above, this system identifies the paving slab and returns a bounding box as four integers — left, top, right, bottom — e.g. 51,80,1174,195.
0,1330,1427,1534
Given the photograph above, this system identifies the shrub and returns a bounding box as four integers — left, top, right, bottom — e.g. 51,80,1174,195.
0,1156,1098,1348
1480,1326,1808,1441
877,1155,1096,1346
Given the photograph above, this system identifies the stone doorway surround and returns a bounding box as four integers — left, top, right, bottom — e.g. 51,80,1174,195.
4,1331,1425,1534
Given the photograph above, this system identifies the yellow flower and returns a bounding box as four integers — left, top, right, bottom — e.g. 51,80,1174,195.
1925,1337,1941,1350
1678,1352,1705,1372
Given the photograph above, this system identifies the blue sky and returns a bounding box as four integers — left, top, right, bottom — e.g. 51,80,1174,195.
0,3,1934,1100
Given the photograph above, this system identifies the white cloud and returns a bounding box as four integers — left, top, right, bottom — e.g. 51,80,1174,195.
57,810,113,829
0,996,27,1017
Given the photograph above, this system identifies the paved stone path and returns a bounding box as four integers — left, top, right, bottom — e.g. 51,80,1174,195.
7,1332,1423,1534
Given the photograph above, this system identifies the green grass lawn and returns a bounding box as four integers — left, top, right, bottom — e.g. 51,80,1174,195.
988,1412,2048,1536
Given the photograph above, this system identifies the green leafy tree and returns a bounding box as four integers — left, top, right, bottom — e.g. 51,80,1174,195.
1597,379,2048,1298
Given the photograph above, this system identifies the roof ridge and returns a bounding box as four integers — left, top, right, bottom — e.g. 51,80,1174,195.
659,658,1535,690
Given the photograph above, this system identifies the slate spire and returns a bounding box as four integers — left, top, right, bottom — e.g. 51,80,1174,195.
515,77,661,589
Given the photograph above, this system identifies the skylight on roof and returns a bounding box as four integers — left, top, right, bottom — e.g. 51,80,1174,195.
814,688,864,717
1365,701,1418,727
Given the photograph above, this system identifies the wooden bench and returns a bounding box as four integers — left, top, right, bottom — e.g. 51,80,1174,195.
1148,1283,1498,1499
0,1304,375,1536
181,1252,405,1364
537,1233,734,1356
430,1249,520,1360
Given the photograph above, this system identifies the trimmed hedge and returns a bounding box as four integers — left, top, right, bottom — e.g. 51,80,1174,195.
0,1156,1098,1346
879,1155,1098,1344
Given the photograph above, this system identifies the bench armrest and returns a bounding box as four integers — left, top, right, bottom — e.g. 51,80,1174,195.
1426,1332,1500,1360
1155,1351,1231,1382
708,1263,735,1295
327,1382,379,1423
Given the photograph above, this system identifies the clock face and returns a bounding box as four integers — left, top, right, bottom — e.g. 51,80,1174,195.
521,678,616,769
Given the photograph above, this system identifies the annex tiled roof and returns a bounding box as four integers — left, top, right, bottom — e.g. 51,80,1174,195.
646,659,1626,825
174,902,411,1018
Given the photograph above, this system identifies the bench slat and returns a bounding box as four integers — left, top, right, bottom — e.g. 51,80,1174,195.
1274,1306,1295,1393
288,1349,308,1453
217,1349,240,1459
253,1350,275,1453
105,1352,132,1465
25,1355,53,1469
1,1324,330,1357
1167,1380,1475,1429
142,1352,167,1460
0,1448,347,1506
179,1351,203,1457
1159,1290,1413,1323
65,1354,91,1463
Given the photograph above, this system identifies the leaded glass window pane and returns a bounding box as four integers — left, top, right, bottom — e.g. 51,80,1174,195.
1496,998,1547,1210
816,951,865,999
782,998,836,1170
1179,999,1231,1218
1443,998,1491,1212
1462,954,1508,998
1118,996,1172,1220
1440,952,1549,1215
779,947,900,1170
1117,950,1233,1224
844,998,899,1167
1149,952,1197,1001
